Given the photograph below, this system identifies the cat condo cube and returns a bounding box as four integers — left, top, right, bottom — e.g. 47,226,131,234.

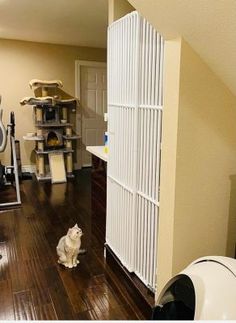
21,79,80,183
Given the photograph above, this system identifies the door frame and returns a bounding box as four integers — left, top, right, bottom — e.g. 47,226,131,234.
75,60,107,168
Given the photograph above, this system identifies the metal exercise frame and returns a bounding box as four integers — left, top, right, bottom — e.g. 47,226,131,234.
0,111,21,208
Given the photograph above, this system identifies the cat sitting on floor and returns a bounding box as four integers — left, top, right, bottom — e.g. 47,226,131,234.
56,224,84,268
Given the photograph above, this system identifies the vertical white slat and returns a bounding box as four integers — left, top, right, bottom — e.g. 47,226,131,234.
128,16,131,105
126,17,129,104
116,183,119,254
126,191,129,267
129,108,132,187
124,107,127,185
127,108,130,186
138,196,142,275
119,22,122,104
118,108,120,180
130,12,139,270
148,109,154,199
140,196,143,276
117,22,120,103
112,107,115,177
147,202,151,285
149,202,154,286
125,107,128,185
129,191,133,269
135,195,139,271
122,19,125,106
155,110,162,201
116,23,119,104
159,37,164,106
146,201,150,284
114,107,117,179
124,189,127,263
147,23,152,107
151,29,156,106
145,110,149,196
139,108,143,192
117,108,120,180
146,113,149,197
120,188,123,259
144,20,149,106
111,106,114,177
109,180,112,248
154,34,160,106
146,22,152,197
113,25,116,103
152,207,158,287
118,185,121,257
113,181,116,252
119,108,122,181
130,108,133,186
143,198,148,280
117,184,119,255
152,109,158,199
107,28,110,103
140,19,145,106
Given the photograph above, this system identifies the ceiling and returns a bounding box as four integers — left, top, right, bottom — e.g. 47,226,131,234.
0,0,108,48
1,0,236,96
129,0,236,97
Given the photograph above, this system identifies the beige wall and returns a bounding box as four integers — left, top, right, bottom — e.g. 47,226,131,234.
157,38,182,296
173,39,236,271
108,0,134,25
0,39,106,166
157,38,236,298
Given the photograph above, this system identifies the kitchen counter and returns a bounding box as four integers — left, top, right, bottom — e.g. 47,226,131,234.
86,146,108,162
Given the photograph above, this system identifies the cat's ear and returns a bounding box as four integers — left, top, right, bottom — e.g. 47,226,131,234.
74,223,79,228
67,228,72,234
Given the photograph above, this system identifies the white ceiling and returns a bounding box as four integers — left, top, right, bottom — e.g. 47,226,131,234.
129,0,236,97
0,0,108,48
1,0,236,96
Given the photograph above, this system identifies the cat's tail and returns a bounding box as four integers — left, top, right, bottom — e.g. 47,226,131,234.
78,249,87,255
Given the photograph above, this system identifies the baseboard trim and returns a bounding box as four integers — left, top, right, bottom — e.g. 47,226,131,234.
22,164,81,173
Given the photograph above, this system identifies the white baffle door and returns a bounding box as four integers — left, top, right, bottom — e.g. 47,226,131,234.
106,11,164,292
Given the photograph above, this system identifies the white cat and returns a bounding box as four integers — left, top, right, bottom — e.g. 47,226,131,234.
56,224,83,268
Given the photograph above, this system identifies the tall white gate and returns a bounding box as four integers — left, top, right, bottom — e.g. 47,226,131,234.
106,11,164,292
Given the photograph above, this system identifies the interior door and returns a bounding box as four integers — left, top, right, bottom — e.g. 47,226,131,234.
80,64,107,166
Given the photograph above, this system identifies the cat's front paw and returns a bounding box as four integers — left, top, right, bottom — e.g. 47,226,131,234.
64,263,73,268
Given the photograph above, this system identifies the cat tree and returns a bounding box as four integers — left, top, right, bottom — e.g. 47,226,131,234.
21,79,80,183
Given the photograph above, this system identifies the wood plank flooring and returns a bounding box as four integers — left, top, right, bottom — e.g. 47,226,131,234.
0,169,145,320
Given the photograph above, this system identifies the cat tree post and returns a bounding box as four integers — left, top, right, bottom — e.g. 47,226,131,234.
62,107,67,121
66,141,73,174
36,107,43,123
38,155,45,176
65,126,73,174
66,127,72,136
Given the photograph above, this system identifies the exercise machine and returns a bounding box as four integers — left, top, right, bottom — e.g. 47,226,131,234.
0,99,21,208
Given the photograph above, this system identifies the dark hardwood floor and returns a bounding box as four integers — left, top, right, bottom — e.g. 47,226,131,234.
0,169,145,320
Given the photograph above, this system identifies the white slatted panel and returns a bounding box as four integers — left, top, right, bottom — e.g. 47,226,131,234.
106,11,164,292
